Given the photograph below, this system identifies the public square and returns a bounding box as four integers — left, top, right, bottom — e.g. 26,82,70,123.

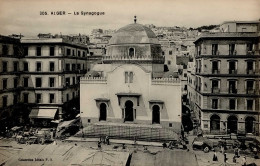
1,133,260,166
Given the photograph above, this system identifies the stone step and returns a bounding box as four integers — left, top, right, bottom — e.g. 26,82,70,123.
82,123,179,142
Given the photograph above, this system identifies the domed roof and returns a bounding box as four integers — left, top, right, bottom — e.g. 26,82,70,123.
109,23,159,45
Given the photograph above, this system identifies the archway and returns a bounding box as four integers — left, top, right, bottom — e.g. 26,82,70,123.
99,103,107,121
152,105,160,124
210,114,220,132
125,100,134,122
129,48,135,58
245,117,255,133
227,116,238,134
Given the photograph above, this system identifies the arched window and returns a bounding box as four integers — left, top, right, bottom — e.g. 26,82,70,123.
245,117,255,133
99,103,107,121
129,48,135,58
152,105,160,124
210,114,220,132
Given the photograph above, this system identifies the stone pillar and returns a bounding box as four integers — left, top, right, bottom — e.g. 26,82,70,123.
58,107,63,119
238,121,245,134
201,119,210,134
220,120,227,134
255,121,259,135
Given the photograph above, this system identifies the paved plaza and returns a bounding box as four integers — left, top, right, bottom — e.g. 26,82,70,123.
1,135,260,166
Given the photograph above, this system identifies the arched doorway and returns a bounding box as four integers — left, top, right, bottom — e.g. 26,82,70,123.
129,48,135,58
210,114,220,132
99,103,107,121
152,105,160,124
245,117,255,133
125,100,134,122
227,116,238,133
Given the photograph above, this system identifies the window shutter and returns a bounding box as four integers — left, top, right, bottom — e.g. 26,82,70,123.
125,72,128,83
129,72,133,83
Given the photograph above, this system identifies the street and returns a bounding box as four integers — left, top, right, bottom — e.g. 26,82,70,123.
1,134,260,166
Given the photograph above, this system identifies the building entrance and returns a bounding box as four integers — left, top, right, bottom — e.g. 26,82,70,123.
99,103,107,121
125,100,134,122
152,105,160,124
210,114,220,132
227,116,237,133
245,117,255,133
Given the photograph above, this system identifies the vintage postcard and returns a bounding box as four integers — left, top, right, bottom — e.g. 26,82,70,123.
0,0,259,165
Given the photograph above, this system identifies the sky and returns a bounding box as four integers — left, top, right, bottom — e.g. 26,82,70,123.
0,0,259,36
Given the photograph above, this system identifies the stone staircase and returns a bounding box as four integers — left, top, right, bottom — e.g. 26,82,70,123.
76,123,180,142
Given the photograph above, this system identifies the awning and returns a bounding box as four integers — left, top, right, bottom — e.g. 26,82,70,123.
57,118,79,129
149,100,164,104
94,98,110,101
51,119,62,123
29,108,57,119
115,93,141,97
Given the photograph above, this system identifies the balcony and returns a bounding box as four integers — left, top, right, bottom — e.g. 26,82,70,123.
247,89,255,94
212,69,220,74
212,50,219,56
81,77,107,84
195,85,201,91
102,55,165,64
247,70,255,75
229,69,237,74
211,87,220,93
196,68,201,73
151,77,180,85
229,88,237,94
229,50,237,55
247,51,255,55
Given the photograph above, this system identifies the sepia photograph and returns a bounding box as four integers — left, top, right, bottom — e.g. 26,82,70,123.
0,0,259,165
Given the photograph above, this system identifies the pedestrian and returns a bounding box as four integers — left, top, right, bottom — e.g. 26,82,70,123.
181,130,184,139
241,156,246,166
168,141,173,149
233,155,236,163
122,143,126,149
162,142,167,148
213,151,218,161
253,146,258,158
234,147,239,157
134,136,137,144
224,153,227,163
98,141,102,149
105,136,110,145
221,145,224,154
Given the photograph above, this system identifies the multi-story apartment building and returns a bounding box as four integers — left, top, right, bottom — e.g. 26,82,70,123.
0,36,89,128
189,21,260,135
0,36,21,130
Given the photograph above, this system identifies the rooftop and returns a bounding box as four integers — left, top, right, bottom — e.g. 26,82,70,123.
221,20,260,25
0,35,20,43
194,32,259,43
21,38,88,48
109,23,159,45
